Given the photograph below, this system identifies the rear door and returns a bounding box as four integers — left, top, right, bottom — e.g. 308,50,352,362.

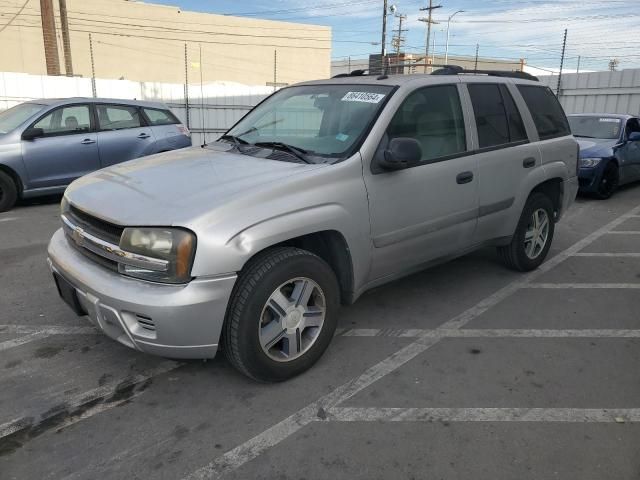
95,104,157,168
465,81,542,243
21,103,100,188
620,117,640,181
141,107,192,150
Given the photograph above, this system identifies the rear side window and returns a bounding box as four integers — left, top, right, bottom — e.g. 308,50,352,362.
143,108,179,125
97,104,143,130
468,84,527,148
387,85,466,162
517,85,570,140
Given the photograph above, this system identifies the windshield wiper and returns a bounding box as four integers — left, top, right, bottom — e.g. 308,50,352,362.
254,141,313,164
573,135,597,138
218,134,249,147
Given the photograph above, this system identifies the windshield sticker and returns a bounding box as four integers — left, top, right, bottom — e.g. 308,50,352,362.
336,133,349,141
599,118,619,123
342,92,386,103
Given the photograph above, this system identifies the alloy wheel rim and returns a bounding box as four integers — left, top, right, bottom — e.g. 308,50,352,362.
599,166,618,197
258,277,326,362
524,208,550,260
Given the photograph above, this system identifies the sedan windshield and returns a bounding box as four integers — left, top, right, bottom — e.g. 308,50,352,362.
223,84,394,163
0,103,45,134
568,116,622,140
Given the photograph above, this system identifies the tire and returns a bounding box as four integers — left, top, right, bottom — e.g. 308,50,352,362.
222,247,340,382
594,162,619,200
497,192,555,272
0,170,18,213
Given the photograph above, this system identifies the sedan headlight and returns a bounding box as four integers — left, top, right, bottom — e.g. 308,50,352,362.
579,157,602,168
118,227,196,284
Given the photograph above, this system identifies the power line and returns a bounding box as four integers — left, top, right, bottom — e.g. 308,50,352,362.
0,0,30,34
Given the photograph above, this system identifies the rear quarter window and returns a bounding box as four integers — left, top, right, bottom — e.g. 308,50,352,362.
517,85,570,140
143,108,180,126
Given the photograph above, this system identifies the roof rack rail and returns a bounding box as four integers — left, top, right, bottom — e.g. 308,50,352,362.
431,65,538,81
332,69,368,78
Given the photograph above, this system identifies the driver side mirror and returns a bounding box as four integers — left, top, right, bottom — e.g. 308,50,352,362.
379,137,422,170
628,132,640,142
22,127,44,141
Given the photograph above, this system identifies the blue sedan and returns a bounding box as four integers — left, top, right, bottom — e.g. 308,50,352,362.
0,98,192,212
569,114,640,199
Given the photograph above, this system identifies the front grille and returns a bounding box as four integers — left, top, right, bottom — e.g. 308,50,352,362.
68,205,125,244
66,234,119,272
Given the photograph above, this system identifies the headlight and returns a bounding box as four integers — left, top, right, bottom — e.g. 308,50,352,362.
118,227,196,284
579,158,602,168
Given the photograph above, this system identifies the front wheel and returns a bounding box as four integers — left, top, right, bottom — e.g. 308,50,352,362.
498,192,555,272
222,247,339,382
595,162,619,200
0,171,18,213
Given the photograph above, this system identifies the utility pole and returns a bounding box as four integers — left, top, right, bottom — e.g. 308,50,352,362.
576,55,581,74
474,43,479,71
88,33,96,97
184,43,190,129
392,13,407,74
273,50,277,92
381,0,388,73
418,1,441,73
556,28,567,96
40,0,60,75
58,0,73,76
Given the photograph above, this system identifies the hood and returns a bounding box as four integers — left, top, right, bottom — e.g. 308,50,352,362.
576,138,618,159
65,144,324,226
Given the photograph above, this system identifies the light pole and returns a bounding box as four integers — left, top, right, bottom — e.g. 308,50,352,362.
444,10,464,65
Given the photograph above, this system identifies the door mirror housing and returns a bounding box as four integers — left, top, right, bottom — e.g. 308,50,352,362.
22,127,44,141
379,137,422,170
628,131,640,142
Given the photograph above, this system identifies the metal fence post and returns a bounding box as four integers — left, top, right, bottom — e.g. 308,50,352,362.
184,42,190,129
89,33,96,97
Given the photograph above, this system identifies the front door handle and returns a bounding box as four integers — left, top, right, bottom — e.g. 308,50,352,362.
137,133,151,139
523,157,536,168
456,171,474,184
80,138,95,144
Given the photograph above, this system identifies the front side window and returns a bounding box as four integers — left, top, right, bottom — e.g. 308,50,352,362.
0,103,45,134
97,104,143,130
568,116,622,140
144,108,179,125
517,85,570,140
33,105,91,136
386,84,466,162
224,84,394,162
468,84,527,148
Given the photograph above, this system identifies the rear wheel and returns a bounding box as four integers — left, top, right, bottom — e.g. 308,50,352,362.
222,247,339,382
0,171,18,213
595,162,619,200
498,192,555,272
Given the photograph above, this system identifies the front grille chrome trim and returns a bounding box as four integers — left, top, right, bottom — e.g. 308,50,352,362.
61,214,169,272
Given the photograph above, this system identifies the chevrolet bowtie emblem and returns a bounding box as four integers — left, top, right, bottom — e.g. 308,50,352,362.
72,226,85,246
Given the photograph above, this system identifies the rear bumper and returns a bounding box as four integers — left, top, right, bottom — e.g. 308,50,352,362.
47,228,236,359
560,176,579,218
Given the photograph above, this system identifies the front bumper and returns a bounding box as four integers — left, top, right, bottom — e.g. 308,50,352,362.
48,228,237,359
578,166,602,193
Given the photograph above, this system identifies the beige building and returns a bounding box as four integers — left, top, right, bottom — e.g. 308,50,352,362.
0,0,332,86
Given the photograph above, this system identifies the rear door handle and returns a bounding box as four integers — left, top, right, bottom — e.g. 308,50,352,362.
137,133,151,139
80,138,95,144
523,157,536,168
456,171,474,184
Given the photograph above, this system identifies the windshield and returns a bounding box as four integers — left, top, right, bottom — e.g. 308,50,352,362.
0,103,46,134
223,84,394,162
568,116,622,140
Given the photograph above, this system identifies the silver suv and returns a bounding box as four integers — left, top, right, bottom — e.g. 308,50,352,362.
48,69,578,381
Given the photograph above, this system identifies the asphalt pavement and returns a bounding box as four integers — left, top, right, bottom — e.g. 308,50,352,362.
1,187,639,480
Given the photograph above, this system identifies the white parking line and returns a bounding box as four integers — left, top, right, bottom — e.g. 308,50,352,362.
340,328,640,338
323,407,640,423
527,283,640,289
0,217,18,223
0,325,98,352
605,231,640,234
182,203,640,480
0,360,179,440
572,252,640,257
0,331,53,352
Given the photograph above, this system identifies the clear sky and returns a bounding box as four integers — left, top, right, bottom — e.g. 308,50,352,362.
152,0,638,72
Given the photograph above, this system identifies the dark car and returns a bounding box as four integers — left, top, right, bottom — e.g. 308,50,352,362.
568,113,640,199
0,98,192,212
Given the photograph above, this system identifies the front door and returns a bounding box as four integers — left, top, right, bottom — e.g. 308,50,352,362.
619,117,640,182
363,84,478,280
21,104,100,189
95,104,157,167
